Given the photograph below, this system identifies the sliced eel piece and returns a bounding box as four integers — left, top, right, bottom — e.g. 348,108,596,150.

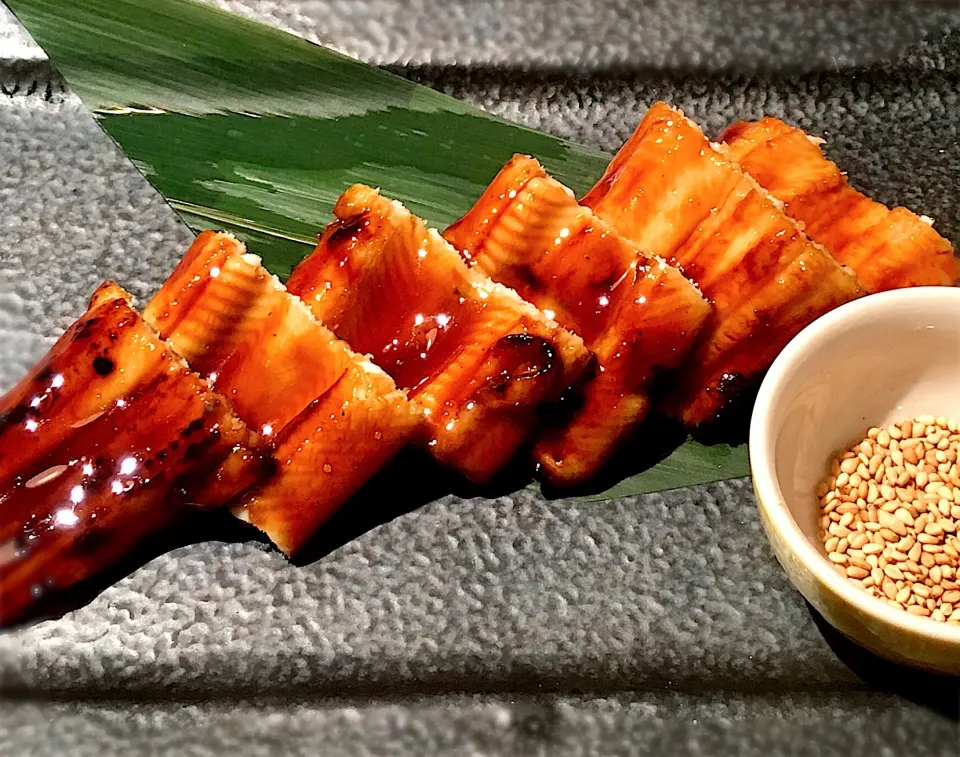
145,232,419,555
583,102,865,427
234,362,412,555
0,283,267,625
287,184,592,482
445,155,710,485
720,116,960,292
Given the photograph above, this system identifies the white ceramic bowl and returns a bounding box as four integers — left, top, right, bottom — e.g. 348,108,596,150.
750,286,960,674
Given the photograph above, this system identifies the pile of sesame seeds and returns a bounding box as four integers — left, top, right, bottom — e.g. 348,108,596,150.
818,415,960,624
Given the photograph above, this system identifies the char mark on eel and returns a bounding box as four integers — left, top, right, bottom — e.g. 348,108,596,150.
445,155,710,485
583,102,866,428
287,184,592,483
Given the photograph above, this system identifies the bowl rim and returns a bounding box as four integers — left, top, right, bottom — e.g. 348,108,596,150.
750,286,960,644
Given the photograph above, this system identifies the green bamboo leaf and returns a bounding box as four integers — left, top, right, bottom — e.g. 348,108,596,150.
7,0,750,498
574,442,749,502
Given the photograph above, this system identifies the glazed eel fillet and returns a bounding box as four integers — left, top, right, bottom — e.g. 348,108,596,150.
583,102,866,427
0,283,267,625
287,184,592,482
144,232,420,555
445,156,711,485
720,117,960,293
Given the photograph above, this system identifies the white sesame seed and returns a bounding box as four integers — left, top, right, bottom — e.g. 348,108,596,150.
820,415,960,623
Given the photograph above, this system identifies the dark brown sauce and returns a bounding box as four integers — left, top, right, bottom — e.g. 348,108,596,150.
0,296,264,626
360,297,490,395
302,218,486,394
325,217,370,253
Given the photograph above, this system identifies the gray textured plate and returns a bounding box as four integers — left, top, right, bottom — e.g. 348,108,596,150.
1,2,958,754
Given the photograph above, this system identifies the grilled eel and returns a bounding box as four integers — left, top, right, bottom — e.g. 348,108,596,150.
287,184,592,483
144,232,420,555
720,116,960,293
583,102,866,427
445,155,711,485
0,283,267,625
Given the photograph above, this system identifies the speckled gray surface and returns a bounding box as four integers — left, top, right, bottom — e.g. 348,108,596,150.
1,2,959,755
208,0,960,73
4,692,957,756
